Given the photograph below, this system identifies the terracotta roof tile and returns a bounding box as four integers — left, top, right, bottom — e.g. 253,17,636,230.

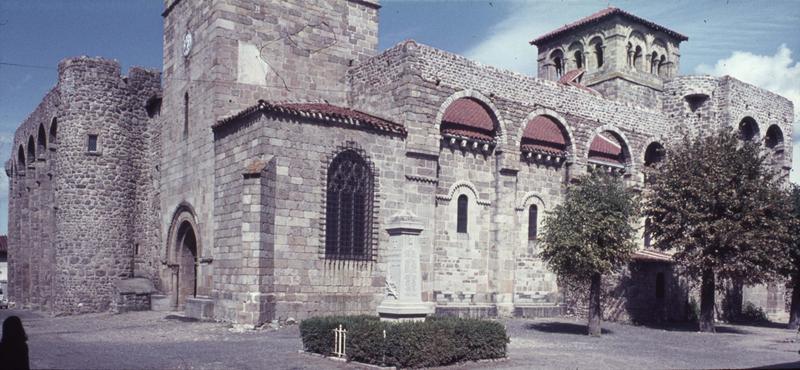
530,7,688,46
632,249,673,262
442,98,495,131
521,143,565,157
213,100,406,136
442,128,494,142
523,115,566,146
589,133,624,164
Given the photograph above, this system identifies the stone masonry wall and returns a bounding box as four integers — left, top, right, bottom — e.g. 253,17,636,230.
159,0,381,306
7,88,60,311
213,111,405,325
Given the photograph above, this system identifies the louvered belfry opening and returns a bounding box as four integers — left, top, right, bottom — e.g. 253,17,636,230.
325,150,374,260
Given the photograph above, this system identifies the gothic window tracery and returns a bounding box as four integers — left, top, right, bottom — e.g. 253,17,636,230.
325,149,374,260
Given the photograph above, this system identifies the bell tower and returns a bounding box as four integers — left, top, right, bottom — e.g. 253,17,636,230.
530,7,687,107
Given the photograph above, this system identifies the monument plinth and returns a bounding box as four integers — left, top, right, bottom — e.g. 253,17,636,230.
377,210,434,321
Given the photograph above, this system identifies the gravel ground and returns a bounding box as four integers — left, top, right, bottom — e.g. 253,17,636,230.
1,309,798,369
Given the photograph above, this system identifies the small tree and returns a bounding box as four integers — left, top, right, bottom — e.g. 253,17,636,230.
786,186,800,329
644,131,792,332
540,173,640,336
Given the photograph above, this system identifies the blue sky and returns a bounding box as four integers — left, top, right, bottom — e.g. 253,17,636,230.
0,0,798,234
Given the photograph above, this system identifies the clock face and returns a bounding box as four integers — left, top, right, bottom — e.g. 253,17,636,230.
182,33,193,57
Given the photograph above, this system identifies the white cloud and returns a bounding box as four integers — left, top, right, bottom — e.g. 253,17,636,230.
462,2,595,76
695,45,800,183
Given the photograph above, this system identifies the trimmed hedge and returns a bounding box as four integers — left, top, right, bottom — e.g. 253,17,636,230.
299,315,509,368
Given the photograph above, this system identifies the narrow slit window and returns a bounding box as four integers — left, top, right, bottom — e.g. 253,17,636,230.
87,134,98,153
457,194,468,234
183,92,189,139
528,205,538,240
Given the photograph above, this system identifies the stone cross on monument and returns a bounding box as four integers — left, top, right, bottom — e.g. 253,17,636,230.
377,210,435,321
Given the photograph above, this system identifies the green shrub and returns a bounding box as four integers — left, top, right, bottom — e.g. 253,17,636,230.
299,315,509,368
736,302,769,323
298,315,378,356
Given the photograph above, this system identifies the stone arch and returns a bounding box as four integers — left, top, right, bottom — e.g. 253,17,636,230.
434,90,508,150
516,191,546,211
585,125,635,172
166,202,203,308
765,124,784,149
37,123,47,154
519,108,577,160
567,41,585,70
437,180,491,207
643,141,666,167
49,117,58,145
738,116,760,141
26,136,35,164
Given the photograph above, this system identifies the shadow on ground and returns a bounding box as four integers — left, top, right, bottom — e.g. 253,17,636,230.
635,322,751,335
755,360,800,369
526,322,613,335
164,315,199,323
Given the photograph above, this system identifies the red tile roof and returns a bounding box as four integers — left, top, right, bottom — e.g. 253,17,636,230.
523,115,566,146
530,7,688,46
442,128,495,142
589,133,624,164
213,100,406,135
558,69,585,84
632,249,673,262
521,143,565,157
441,98,495,131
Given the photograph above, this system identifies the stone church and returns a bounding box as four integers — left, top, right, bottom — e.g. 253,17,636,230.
6,1,794,327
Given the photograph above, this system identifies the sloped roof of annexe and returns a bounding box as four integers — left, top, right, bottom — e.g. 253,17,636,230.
213,100,406,135
588,133,624,164
523,116,566,144
529,7,688,46
441,98,496,131
631,249,673,262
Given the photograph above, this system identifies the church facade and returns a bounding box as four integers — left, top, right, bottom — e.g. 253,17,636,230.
6,1,794,326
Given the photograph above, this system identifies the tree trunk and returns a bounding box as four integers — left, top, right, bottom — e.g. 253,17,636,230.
699,269,716,333
588,273,602,337
788,274,800,330
723,278,743,322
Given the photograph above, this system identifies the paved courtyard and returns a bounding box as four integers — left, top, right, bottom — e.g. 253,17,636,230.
1,309,798,369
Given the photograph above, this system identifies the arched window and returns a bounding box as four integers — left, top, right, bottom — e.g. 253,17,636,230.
37,124,46,153
594,42,604,68
633,46,643,71
17,145,25,172
574,51,584,69
457,194,468,234
528,204,538,240
658,55,667,76
325,150,374,260
765,125,784,149
738,117,759,141
183,92,189,140
550,50,564,78
49,118,58,145
27,136,35,163
644,142,666,167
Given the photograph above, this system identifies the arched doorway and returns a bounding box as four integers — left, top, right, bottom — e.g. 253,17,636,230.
175,221,198,308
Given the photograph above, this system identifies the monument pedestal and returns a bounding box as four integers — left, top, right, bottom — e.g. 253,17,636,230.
377,210,434,322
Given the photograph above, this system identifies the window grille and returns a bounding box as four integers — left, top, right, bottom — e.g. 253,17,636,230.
325,150,374,260
457,194,468,233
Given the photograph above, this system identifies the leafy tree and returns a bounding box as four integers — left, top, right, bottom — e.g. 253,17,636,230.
540,173,640,336
644,130,792,332
786,186,800,329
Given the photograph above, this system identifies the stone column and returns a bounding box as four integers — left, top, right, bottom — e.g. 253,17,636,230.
377,210,434,321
